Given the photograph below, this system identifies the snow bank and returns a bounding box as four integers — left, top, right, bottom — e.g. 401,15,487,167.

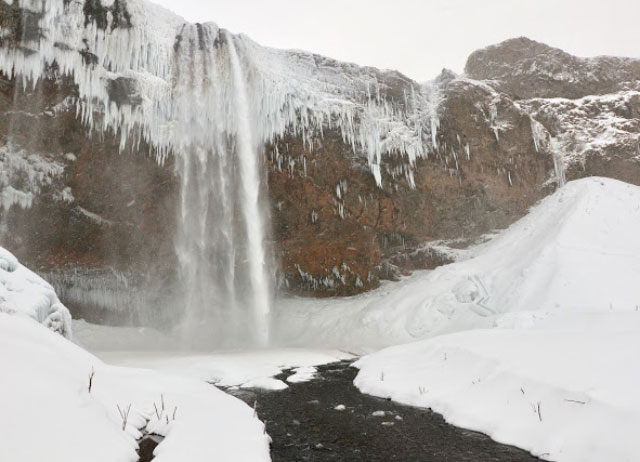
353,177,640,462
276,177,640,348
0,313,271,462
0,246,72,338
354,317,640,462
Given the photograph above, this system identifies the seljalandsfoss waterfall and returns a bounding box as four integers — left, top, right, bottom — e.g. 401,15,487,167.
0,0,441,347
171,25,272,346
2,3,279,346
2,0,640,461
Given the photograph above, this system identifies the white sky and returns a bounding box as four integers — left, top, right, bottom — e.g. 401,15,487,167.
150,0,640,82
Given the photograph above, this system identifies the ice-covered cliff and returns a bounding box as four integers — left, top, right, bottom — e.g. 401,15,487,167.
1,2,639,330
0,0,441,185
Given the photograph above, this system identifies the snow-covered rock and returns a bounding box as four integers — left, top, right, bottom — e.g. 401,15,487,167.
465,37,640,99
522,91,640,175
0,245,72,338
0,0,441,186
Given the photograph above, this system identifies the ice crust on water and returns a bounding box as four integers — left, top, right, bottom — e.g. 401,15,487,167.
0,246,72,338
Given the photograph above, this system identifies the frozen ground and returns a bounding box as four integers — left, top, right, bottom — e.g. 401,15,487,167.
353,177,640,462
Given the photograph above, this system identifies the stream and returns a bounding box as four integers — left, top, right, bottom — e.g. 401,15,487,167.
225,360,542,461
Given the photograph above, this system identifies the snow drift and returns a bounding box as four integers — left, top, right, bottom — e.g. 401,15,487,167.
0,313,271,462
354,177,640,462
0,245,72,338
0,247,270,461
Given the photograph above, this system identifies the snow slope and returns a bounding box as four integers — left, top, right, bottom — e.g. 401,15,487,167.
0,313,271,462
0,246,72,338
353,177,640,462
275,177,640,349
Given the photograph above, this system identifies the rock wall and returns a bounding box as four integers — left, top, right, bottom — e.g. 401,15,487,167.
0,70,179,324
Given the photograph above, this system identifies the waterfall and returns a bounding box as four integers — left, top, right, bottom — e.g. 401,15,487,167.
227,34,272,345
171,25,272,347
0,0,441,345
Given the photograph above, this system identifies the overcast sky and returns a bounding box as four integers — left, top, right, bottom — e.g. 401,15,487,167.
151,0,640,82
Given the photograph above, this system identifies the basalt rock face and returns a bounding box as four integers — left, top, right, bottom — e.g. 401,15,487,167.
269,74,553,295
1,2,639,323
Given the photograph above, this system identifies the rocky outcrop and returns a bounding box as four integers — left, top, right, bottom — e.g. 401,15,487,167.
1,1,639,323
466,37,640,99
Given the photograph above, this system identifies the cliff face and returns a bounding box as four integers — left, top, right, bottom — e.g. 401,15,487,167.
1,3,639,324
0,70,179,324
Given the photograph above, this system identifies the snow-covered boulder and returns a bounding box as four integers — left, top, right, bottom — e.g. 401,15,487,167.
0,246,72,338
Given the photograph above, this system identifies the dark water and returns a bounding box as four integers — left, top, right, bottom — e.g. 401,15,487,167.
138,433,162,462
225,360,542,462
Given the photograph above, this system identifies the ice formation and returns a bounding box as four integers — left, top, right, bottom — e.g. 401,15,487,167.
0,145,66,211
0,0,442,344
0,245,72,338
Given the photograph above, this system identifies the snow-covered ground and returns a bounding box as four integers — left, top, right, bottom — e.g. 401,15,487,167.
353,177,640,462
0,250,270,462
0,314,271,462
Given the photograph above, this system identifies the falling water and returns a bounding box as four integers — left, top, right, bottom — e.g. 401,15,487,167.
172,25,272,347
227,34,272,345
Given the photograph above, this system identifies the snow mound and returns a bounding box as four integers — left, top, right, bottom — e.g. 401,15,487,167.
0,313,270,462
429,176,640,317
0,246,72,338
